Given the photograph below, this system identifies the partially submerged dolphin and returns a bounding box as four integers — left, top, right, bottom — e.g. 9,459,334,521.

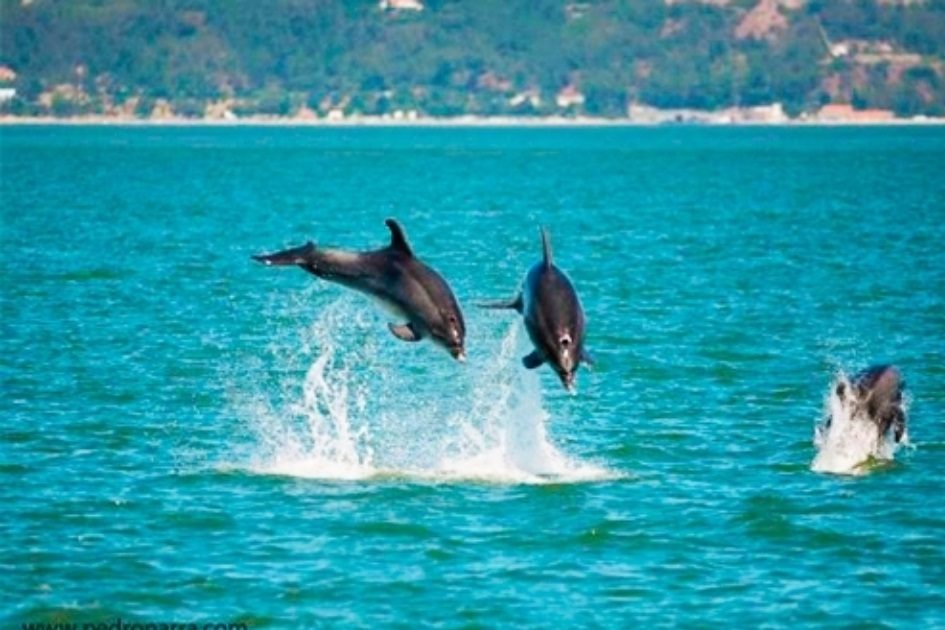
480,228,592,391
253,219,466,361
827,364,907,443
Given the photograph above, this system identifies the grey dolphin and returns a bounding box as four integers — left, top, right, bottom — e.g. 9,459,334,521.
252,219,466,361
829,364,907,442
480,228,592,391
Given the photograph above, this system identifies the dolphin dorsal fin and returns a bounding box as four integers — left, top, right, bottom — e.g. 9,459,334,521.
385,219,413,257
539,227,552,268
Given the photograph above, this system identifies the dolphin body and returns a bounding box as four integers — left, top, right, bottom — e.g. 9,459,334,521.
253,219,466,361
480,228,592,391
828,364,907,443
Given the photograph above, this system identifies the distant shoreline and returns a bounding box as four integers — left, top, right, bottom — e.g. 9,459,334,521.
2,114,945,127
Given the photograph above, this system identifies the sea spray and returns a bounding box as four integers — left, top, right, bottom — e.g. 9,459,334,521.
436,321,604,482
238,294,617,483
811,370,909,476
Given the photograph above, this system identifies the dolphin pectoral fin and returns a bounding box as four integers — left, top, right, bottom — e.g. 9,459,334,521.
522,351,544,369
891,408,907,443
252,242,317,267
580,348,595,368
388,322,422,342
476,294,523,314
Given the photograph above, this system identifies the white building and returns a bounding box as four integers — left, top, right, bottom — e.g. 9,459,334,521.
379,0,423,11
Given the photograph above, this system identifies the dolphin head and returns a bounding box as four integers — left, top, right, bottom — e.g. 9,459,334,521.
855,364,903,414
432,310,466,362
834,364,907,442
550,331,580,392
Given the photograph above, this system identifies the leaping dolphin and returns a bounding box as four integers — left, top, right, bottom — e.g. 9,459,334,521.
827,364,907,443
480,228,592,392
253,219,467,361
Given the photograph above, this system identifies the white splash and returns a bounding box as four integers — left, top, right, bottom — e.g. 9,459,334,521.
433,319,615,484
811,371,908,476
237,295,619,485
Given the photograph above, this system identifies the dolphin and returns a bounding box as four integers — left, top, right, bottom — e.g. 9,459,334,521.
827,364,907,443
252,219,466,361
479,228,592,391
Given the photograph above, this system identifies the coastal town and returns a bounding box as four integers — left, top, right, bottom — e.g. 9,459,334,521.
2,0,944,125
1,64,936,126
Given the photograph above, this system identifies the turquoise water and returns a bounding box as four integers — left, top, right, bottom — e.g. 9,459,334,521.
2,126,944,627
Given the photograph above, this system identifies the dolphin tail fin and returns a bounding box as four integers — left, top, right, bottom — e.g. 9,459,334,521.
252,241,317,267
539,227,552,268
476,294,523,314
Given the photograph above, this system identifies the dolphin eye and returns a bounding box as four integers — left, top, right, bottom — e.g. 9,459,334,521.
835,383,846,399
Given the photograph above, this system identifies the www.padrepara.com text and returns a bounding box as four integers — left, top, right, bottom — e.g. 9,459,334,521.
21,620,248,630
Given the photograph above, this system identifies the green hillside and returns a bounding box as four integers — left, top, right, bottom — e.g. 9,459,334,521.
1,0,943,118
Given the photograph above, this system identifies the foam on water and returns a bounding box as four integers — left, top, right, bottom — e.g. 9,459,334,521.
238,295,619,485
811,371,909,476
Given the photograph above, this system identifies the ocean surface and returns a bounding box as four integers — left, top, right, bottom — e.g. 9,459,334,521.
2,125,944,627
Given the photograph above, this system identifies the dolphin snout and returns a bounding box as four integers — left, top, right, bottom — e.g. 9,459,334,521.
560,370,576,393
450,346,467,363
559,350,577,375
